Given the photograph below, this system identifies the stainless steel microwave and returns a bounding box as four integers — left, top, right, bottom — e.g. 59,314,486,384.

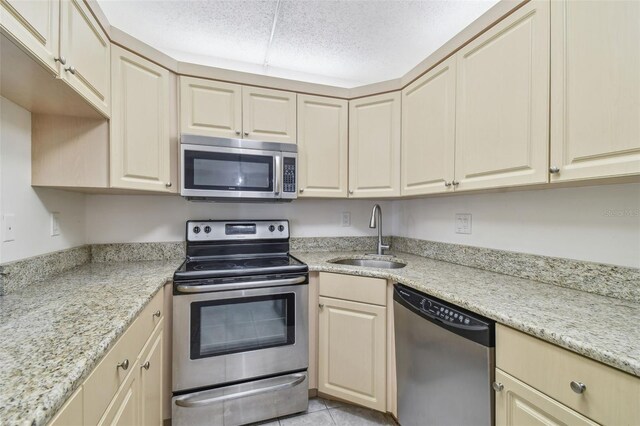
180,134,298,201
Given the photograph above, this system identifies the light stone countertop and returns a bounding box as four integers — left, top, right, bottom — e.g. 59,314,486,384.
0,260,180,426
293,251,640,379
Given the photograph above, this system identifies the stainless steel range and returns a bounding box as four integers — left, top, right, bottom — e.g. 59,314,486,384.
172,220,309,426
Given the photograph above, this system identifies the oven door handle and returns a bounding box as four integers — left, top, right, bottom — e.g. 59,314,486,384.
174,373,306,408
176,275,306,293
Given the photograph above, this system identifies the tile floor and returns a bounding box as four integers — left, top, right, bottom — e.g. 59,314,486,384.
251,397,398,426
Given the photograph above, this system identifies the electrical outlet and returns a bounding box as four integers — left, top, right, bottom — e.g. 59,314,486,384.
455,213,472,234
3,214,15,242
51,212,60,236
341,212,351,227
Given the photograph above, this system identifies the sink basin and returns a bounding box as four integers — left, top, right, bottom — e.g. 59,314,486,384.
330,258,407,269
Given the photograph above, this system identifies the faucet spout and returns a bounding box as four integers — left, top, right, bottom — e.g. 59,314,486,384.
369,204,390,255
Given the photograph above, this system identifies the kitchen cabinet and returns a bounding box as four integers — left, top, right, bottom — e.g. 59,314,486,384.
110,45,174,192
496,324,640,425
179,79,296,144
349,92,401,198
59,0,110,117
318,273,387,411
0,0,60,73
1,0,110,117
550,0,640,182
495,369,597,426
401,57,456,196
49,289,165,426
179,77,242,138
454,0,549,191
297,94,348,197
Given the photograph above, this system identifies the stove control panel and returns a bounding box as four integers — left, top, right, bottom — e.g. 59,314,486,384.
187,220,289,241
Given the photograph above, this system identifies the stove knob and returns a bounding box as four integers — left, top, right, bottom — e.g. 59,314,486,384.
204,226,211,233
278,225,285,232
193,226,201,234
269,225,275,232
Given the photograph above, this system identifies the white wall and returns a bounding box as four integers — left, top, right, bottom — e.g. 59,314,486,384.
85,195,392,243
0,98,86,263
392,183,640,268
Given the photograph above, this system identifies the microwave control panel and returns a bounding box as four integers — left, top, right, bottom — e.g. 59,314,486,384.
283,157,296,193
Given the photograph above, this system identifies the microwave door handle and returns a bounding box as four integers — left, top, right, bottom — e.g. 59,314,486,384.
274,154,282,196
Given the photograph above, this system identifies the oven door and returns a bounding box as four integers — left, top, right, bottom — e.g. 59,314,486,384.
181,143,279,199
173,276,308,392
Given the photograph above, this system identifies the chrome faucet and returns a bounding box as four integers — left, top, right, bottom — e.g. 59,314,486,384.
369,204,390,255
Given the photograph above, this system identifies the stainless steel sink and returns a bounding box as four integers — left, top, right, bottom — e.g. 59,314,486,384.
329,258,407,269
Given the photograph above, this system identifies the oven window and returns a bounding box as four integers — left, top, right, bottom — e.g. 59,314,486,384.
184,150,273,191
190,293,295,359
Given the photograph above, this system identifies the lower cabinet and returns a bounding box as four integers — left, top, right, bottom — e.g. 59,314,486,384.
317,273,387,412
48,288,165,426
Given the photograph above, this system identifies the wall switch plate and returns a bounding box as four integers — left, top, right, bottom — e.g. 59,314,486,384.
341,212,351,227
3,214,16,242
51,212,60,236
455,213,472,234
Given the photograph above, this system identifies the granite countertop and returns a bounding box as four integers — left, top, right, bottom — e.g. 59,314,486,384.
0,260,180,426
293,251,640,379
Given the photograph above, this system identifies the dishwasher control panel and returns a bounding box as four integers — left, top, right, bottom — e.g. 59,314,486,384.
395,285,488,328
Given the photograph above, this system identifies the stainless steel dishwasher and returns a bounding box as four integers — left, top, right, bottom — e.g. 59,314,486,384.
394,284,495,426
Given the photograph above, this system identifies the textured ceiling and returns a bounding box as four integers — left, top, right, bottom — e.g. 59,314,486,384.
97,0,499,87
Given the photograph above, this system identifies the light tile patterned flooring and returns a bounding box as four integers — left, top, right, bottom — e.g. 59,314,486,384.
251,397,398,426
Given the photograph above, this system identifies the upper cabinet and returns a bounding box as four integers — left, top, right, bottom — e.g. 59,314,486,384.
242,86,297,144
179,78,296,144
179,77,242,138
349,92,401,198
401,57,456,196
59,0,110,116
297,94,348,198
110,45,174,192
0,0,60,73
550,0,640,182
454,0,549,191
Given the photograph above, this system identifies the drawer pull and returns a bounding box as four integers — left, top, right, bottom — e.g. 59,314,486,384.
142,361,150,370
570,381,586,394
318,303,324,309
117,359,129,371
153,310,161,318
492,382,504,392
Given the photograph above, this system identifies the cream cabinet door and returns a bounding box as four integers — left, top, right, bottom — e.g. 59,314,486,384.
454,0,549,191
140,325,163,426
297,94,348,197
59,0,110,117
179,76,242,138
318,296,386,412
349,92,401,198
98,369,140,426
0,0,60,73
49,387,83,426
401,57,456,196
242,86,296,143
110,45,172,192
495,369,597,426
550,0,640,181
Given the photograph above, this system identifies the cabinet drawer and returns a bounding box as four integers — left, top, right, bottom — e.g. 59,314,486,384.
319,272,386,306
84,289,164,425
496,324,640,425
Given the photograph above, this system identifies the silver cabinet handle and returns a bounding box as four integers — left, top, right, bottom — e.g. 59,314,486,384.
64,65,76,74
153,310,161,318
444,182,452,187
570,381,586,394
175,374,305,408
299,188,304,193
349,190,354,195
141,361,150,370
318,303,324,309
117,359,129,370
235,130,241,136
244,131,249,136
452,181,460,186
165,182,172,188
177,276,306,293
549,167,560,174
492,382,504,392
54,56,66,65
